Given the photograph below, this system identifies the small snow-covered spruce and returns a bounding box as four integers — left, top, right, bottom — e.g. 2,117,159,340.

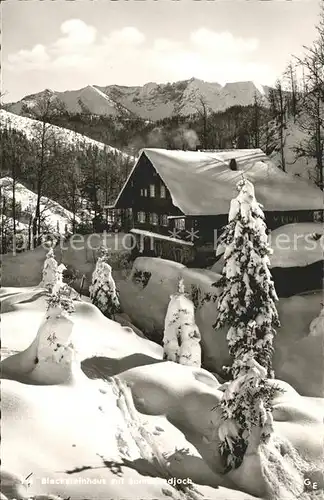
163,278,201,367
47,287,75,315
47,263,75,316
42,247,58,292
89,246,121,319
214,178,280,471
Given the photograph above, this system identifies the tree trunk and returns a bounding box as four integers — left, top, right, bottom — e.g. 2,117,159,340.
278,85,286,172
33,122,46,247
12,178,16,256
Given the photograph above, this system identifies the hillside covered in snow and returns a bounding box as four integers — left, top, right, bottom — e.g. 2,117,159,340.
0,109,132,161
0,177,79,234
269,118,319,183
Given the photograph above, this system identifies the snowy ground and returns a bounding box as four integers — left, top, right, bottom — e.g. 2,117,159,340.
1,233,132,289
1,287,323,500
2,247,323,396
118,257,324,397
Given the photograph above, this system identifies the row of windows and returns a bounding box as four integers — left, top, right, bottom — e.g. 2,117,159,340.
137,212,169,226
174,218,186,230
140,184,166,198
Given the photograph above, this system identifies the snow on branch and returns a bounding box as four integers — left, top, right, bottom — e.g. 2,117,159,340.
90,246,121,319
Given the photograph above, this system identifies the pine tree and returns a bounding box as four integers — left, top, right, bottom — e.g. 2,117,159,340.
42,247,58,292
89,246,121,319
48,262,75,315
163,278,201,367
214,178,280,471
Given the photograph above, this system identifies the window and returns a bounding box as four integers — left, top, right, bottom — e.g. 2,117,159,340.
161,214,169,227
149,184,156,198
174,218,186,230
137,211,146,223
149,213,159,225
160,184,166,198
140,188,144,196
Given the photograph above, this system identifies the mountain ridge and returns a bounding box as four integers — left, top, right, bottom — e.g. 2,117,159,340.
6,78,270,121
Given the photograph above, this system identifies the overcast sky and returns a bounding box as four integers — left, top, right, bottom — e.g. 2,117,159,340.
2,0,321,102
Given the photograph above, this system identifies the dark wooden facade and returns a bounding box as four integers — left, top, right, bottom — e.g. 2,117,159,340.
115,153,182,235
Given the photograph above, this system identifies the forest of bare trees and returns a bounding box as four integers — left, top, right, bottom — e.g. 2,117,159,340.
0,92,133,252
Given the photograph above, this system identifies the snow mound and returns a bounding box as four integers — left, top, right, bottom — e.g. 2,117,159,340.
1,290,162,375
2,288,323,500
119,259,323,396
119,362,324,499
119,257,185,337
1,287,260,500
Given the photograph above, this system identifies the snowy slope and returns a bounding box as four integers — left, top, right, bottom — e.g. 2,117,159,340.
1,216,28,232
0,109,132,161
269,119,318,182
0,176,80,233
7,85,131,119
1,289,323,500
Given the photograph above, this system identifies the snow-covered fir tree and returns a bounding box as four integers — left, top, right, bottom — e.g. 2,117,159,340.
89,245,121,319
214,178,280,471
52,263,66,294
30,268,77,384
163,278,201,367
41,247,58,292
49,262,75,315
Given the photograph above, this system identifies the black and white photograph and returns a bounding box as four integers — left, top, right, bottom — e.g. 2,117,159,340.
1,0,323,499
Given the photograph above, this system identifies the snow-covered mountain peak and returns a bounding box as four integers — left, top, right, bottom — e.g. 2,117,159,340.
6,79,272,121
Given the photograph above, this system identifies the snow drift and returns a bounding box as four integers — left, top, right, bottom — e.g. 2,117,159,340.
119,258,324,396
1,288,323,500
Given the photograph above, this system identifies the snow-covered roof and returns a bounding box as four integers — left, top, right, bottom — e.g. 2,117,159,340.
114,148,324,215
270,222,324,268
213,222,324,269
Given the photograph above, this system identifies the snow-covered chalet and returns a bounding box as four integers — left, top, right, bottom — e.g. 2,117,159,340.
108,148,323,265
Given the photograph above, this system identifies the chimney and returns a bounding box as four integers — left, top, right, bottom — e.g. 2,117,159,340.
229,158,238,171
